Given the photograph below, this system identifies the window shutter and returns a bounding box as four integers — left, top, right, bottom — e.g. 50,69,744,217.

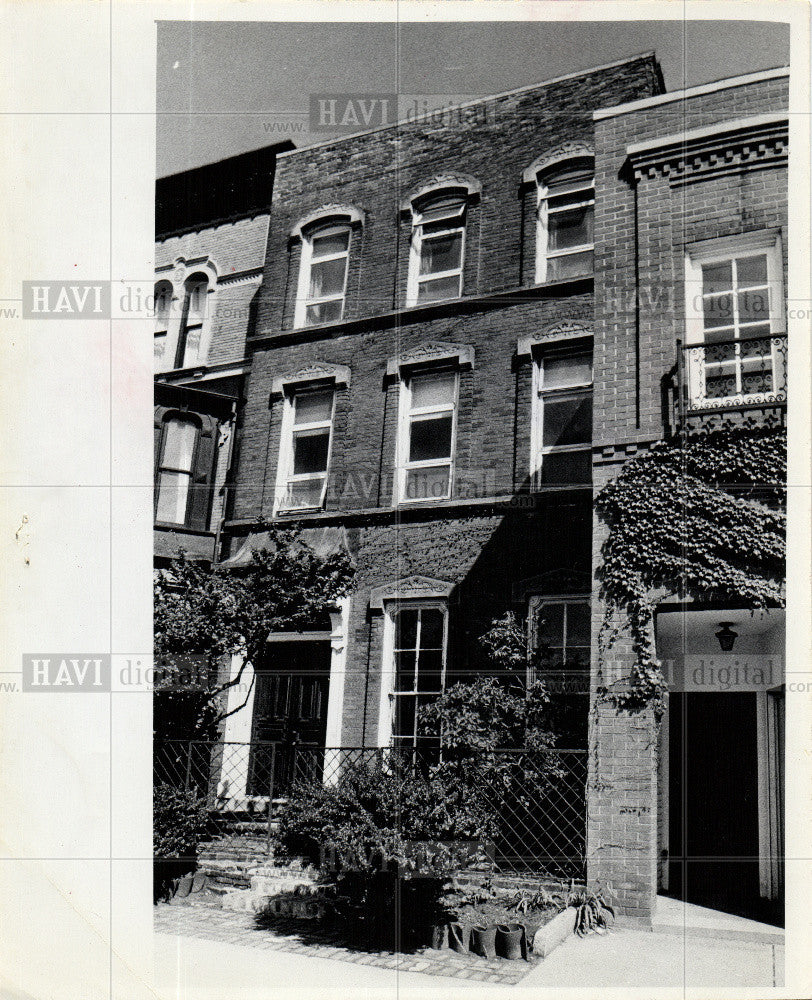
186,414,217,530
154,406,169,477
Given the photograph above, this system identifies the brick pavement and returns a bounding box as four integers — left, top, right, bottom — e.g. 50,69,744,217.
154,901,534,985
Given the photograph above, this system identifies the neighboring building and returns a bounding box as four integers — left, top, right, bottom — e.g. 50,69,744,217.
153,142,293,565
194,56,787,927
588,68,788,925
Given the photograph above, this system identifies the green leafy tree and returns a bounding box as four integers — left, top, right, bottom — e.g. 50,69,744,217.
153,528,355,740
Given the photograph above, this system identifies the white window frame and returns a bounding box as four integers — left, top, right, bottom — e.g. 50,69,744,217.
406,199,466,307
396,368,459,504
684,230,785,408
530,350,593,488
155,416,199,526
378,600,449,749
294,223,351,329
535,163,595,285
273,385,336,515
527,594,591,687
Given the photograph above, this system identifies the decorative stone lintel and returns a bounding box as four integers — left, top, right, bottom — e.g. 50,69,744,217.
400,174,482,213
386,341,475,376
290,204,365,240
517,320,593,356
522,142,594,185
369,576,454,610
271,363,351,395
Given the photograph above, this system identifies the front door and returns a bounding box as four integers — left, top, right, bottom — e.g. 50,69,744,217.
668,692,771,921
246,640,331,796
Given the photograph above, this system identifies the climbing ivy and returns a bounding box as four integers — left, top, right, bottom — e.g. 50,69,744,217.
595,426,786,719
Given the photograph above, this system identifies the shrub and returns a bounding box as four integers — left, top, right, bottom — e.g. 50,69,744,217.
153,783,209,902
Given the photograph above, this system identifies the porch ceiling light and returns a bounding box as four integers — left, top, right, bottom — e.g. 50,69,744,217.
715,622,739,652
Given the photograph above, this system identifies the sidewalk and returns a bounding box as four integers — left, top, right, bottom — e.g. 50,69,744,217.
153,900,783,994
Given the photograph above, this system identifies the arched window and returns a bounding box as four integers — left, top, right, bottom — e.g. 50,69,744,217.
153,280,172,363
174,274,208,369
535,159,594,283
407,190,468,306
155,416,199,525
295,223,351,327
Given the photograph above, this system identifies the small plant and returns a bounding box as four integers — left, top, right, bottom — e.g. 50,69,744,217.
510,886,563,916
568,885,616,936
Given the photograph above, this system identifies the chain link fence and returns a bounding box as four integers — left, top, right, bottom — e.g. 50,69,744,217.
154,740,587,880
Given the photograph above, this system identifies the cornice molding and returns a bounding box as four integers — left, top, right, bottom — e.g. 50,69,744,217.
626,113,788,186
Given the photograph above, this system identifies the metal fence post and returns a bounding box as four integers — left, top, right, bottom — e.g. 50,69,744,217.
184,741,193,792
267,743,277,855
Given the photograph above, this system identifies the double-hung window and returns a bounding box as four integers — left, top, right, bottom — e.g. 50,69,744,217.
389,604,448,749
532,352,592,486
296,225,350,327
399,370,458,502
155,417,198,525
536,162,594,283
175,275,208,369
408,194,466,306
685,232,785,406
277,388,335,511
153,281,172,363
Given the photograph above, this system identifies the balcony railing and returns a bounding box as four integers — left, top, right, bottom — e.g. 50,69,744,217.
670,334,787,432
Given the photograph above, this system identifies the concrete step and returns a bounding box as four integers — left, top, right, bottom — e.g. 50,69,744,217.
651,895,784,945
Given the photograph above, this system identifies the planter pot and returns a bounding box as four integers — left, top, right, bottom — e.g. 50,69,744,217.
470,924,497,959
448,921,470,954
430,923,449,950
495,923,527,961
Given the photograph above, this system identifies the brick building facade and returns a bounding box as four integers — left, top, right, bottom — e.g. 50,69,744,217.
158,55,788,925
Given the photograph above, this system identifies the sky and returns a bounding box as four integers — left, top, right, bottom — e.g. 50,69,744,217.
156,19,790,177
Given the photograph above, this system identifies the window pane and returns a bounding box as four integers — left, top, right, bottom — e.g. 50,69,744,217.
294,391,333,425
293,428,330,474
741,356,773,394
154,284,171,330
548,205,593,251
182,326,201,367
154,333,166,359
540,449,592,484
419,231,462,276
566,602,591,646
416,649,443,693
404,465,451,500
537,604,565,649
705,372,737,399
543,355,592,390
409,415,453,461
186,280,207,324
419,609,444,649
418,197,466,224
305,299,343,325
738,288,770,323
411,373,456,409
394,695,418,738
547,250,593,281
395,609,419,651
736,254,768,288
546,165,593,191
162,420,197,471
311,230,349,258
395,650,417,693
740,332,771,357
309,256,347,299
543,395,592,447
703,293,734,328
156,471,191,524
284,478,324,509
417,274,462,302
702,261,733,293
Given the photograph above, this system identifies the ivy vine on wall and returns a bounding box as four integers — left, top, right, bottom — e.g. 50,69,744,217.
595,426,786,719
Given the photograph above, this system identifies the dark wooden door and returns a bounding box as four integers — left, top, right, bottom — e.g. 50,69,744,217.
246,641,331,796
669,692,762,920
